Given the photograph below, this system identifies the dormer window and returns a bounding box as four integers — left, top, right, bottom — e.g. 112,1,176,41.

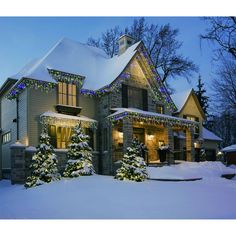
58,82,77,107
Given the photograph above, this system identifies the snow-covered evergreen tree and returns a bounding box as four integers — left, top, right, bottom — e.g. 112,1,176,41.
63,123,94,177
25,128,61,188
115,138,148,182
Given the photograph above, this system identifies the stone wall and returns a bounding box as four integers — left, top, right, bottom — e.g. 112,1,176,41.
11,143,26,184
10,144,100,184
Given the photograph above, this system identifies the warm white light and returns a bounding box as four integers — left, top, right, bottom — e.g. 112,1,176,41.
118,131,123,139
148,134,154,140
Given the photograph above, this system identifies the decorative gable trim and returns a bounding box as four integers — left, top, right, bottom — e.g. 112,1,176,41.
134,43,177,112
47,69,85,87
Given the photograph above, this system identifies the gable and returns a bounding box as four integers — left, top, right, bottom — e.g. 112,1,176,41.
125,44,176,112
180,92,205,120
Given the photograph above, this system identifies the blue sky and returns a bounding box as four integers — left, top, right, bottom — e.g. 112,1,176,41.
0,17,215,94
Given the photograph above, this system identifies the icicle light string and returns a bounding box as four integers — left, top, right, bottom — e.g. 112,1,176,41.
108,111,197,128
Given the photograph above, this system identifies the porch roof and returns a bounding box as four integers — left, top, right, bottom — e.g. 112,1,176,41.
40,111,97,128
107,108,197,127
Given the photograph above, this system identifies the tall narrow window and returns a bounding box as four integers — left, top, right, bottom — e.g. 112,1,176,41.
58,82,77,107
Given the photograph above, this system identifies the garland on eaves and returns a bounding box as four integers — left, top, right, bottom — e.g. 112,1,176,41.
48,69,85,87
6,78,56,100
108,111,197,128
80,72,131,97
136,45,177,112
40,115,98,130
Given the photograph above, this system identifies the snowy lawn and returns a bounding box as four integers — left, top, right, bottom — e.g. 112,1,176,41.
148,161,236,180
1,162,236,219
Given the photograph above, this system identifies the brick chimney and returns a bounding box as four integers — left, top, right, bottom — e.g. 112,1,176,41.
118,35,135,55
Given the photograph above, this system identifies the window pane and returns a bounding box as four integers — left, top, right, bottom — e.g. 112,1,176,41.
72,85,76,95
156,105,164,114
58,94,62,104
62,83,67,94
73,96,76,106
68,95,72,106
58,82,62,93
68,84,72,94
63,94,67,104
2,132,11,144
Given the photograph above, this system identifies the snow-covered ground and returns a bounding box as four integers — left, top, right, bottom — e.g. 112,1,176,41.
0,162,236,219
148,161,235,179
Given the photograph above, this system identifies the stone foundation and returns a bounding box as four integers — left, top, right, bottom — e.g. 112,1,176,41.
10,143,100,184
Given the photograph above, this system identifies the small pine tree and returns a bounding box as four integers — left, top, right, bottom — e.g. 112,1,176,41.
25,128,61,188
63,123,94,178
195,75,209,115
115,139,148,182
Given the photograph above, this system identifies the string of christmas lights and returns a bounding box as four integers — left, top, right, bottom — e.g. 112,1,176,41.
108,110,197,128
6,78,56,100
40,115,97,129
48,69,85,87
136,45,177,112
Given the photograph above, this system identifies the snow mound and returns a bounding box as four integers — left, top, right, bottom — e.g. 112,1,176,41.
148,161,235,180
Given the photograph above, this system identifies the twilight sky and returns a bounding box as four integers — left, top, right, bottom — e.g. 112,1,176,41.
0,17,216,95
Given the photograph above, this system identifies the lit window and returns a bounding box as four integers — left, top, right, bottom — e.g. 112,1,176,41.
48,125,94,150
48,125,73,149
156,104,164,114
2,132,11,144
58,82,77,107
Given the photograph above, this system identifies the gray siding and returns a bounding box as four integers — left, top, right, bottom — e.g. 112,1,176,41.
27,88,57,147
19,90,28,145
1,89,27,170
79,94,98,120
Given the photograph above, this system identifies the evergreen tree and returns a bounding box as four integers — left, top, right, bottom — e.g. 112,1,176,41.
115,138,148,182
25,128,61,188
63,123,94,177
195,75,209,115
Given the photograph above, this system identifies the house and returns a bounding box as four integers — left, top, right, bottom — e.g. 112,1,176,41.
171,89,222,161
0,35,221,182
221,144,236,165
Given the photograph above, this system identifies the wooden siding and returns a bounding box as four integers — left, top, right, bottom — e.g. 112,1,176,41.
0,89,27,169
27,88,57,147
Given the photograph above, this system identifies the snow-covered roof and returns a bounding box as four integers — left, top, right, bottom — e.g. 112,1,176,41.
221,144,236,153
108,108,197,125
40,111,97,123
171,89,192,112
10,37,141,90
202,127,222,141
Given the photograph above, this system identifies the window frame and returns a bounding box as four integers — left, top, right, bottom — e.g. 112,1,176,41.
48,125,73,149
58,82,77,107
2,131,11,144
127,86,144,110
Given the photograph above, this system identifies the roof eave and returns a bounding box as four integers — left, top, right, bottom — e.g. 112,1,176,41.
0,78,18,97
